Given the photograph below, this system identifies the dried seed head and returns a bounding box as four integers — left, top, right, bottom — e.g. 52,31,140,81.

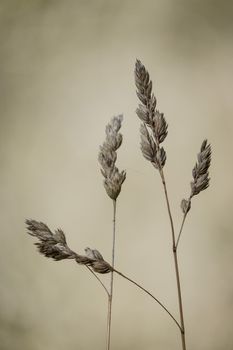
135,60,168,169
135,59,154,106
99,115,126,200
135,60,157,128
85,247,104,261
180,199,191,214
91,260,112,274
103,168,126,200
26,219,76,261
136,104,150,124
191,140,211,196
152,110,168,144
140,123,166,169
156,147,166,169
26,220,112,274
80,247,112,274
140,123,157,163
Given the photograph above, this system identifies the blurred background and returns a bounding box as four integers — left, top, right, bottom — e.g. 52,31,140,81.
0,1,233,349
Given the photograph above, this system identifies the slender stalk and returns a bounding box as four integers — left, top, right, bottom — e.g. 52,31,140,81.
114,268,182,331
159,169,186,350
107,199,117,350
176,197,191,249
86,266,109,296
176,213,188,249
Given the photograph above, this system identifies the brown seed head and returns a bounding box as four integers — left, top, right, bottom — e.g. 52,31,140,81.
135,59,168,169
26,220,112,274
99,115,126,200
191,140,211,196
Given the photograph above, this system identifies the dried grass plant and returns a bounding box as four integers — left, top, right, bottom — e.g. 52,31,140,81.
26,60,211,350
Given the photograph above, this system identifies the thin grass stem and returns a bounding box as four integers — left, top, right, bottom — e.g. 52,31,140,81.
176,198,191,249
85,266,109,296
159,169,187,350
106,199,117,350
176,213,188,249
114,269,182,331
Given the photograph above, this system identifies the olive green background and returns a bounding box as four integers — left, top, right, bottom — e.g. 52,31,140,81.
0,1,233,349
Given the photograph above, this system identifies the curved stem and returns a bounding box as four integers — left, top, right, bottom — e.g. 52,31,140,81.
85,266,109,296
114,268,182,331
107,199,117,350
159,169,186,350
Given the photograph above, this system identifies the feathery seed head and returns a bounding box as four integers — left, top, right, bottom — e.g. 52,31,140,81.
152,111,168,144
99,115,126,200
135,60,168,169
180,199,191,214
26,219,76,261
135,59,153,105
191,140,211,196
140,123,157,163
26,220,112,274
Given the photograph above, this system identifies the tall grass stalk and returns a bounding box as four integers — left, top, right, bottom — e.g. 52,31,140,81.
135,59,211,350
106,199,117,350
159,169,186,349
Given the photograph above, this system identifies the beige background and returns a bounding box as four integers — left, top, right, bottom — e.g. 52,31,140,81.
0,1,233,349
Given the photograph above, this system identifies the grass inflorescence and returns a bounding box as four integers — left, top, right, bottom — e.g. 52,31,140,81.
26,60,211,350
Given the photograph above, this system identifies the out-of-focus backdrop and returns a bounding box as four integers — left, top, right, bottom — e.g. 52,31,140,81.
0,1,233,349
